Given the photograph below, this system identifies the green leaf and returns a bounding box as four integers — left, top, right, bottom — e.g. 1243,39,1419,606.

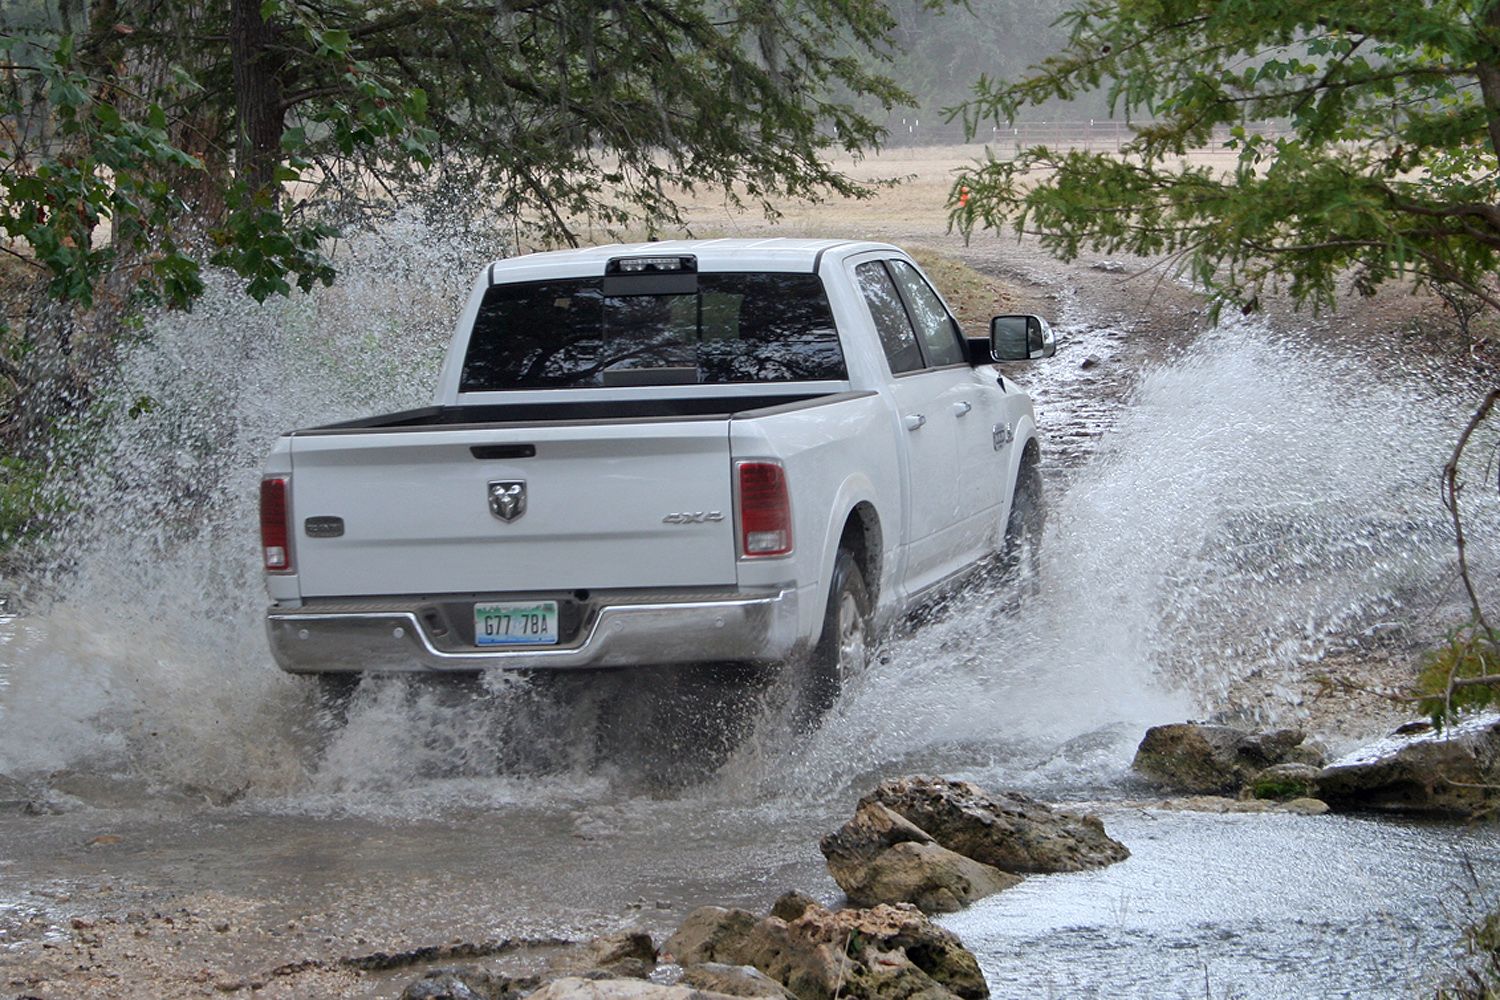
320,29,351,56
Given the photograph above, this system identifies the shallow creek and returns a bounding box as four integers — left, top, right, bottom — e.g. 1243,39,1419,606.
2,225,1498,998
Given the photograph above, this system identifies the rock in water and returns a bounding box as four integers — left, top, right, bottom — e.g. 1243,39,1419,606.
527,978,744,1000
796,902,988,1000
1317,718,1500,817
401,967,531,1000
662,906,759,965
1247,763,1323,801
678,963,797,999
585,932,657,967
768,891,818,923
662,898,988,1000
820,801,1020,912
841,841,1021,914
864,775,1129,874
1133,723,1323,794
737,911,847,1000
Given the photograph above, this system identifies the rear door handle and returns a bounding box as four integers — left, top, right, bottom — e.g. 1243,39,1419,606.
953,400,973,417
904,413,927,432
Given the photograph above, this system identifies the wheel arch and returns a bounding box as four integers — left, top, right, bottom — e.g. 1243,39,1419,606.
809,479,885,643
1004,416,1042,505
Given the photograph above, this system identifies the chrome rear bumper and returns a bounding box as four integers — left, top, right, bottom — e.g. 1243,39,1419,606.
266,587,799,673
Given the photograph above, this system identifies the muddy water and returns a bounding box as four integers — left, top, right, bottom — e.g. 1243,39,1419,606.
2,221,1499,998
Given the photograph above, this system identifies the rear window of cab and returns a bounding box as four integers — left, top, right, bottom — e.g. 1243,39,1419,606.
460,272,846,390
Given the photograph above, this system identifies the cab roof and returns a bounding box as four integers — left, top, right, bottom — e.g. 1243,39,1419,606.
486,238,897,283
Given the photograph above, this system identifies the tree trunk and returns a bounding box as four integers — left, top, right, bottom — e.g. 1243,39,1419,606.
1476,1,1500,159
229,0,285,206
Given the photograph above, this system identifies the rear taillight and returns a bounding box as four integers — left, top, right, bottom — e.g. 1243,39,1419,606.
738,462,792,557
260,477,293,572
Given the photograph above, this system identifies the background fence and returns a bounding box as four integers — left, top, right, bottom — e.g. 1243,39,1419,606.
882,118,1282,154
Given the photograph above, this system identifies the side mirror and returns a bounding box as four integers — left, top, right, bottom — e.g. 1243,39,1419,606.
990,314,1056,361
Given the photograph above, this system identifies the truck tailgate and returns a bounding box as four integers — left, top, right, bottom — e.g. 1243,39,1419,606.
286,421,737,596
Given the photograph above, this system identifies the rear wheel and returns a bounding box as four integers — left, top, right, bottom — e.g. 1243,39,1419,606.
1001,458,1045,590
796,547,872,730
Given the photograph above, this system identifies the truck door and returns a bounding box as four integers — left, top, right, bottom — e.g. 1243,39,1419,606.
850,257,967,595
883,259,1011,556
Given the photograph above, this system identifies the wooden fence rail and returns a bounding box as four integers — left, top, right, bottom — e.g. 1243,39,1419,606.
882,118,1281,154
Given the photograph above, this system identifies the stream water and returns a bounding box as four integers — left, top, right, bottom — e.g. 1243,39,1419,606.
1,220,1498,998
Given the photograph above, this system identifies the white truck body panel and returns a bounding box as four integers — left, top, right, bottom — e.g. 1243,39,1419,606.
287,421,738,596
726,390,900,641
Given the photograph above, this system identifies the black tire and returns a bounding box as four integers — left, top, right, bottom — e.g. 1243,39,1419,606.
797,547,872,730
1002,459,1045,590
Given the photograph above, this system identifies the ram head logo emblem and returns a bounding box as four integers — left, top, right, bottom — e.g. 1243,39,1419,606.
488,480,527,522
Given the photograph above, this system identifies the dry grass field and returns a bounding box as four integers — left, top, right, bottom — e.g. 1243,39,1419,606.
664,143,1245,240
673,144,988,239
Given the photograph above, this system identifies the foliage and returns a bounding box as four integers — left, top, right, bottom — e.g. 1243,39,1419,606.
246,0,915,238
951,0,1500,726
0,0,926,461
0,31,207,318
0,0,931,334
0,454,59,550
1248,773,1315,801
949,0,1500,321
1416,628,1500,728
0,13,361,321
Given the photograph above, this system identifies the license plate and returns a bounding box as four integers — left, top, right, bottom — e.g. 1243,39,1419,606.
474,601,559,646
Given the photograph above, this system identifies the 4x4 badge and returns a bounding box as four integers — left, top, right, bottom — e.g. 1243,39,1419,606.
488,480,527,522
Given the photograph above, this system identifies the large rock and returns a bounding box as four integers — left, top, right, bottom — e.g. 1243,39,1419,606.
843,957,957,1000
794,903,987,1000
526,978,743,1000
768,891,818,923
401,967,535,1000
678,963,797,999
663,899,987,1000
847,841,1021,914
545,932,658,981
586,932,658,967
1133,723,1323,794
663,907,759,965
821,800,1020,912
864,775,1129,874
820,800,1021,913
1317,718,1500,817
736,916,847,1000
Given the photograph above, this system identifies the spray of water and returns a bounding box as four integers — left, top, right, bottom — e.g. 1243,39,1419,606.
0,210,493,797
0,216,1492,814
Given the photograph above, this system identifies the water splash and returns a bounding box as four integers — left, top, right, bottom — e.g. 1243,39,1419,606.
1048,322,1479,708
0,209,492,797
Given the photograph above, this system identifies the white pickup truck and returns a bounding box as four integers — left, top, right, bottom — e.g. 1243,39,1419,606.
259,239,1054,712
